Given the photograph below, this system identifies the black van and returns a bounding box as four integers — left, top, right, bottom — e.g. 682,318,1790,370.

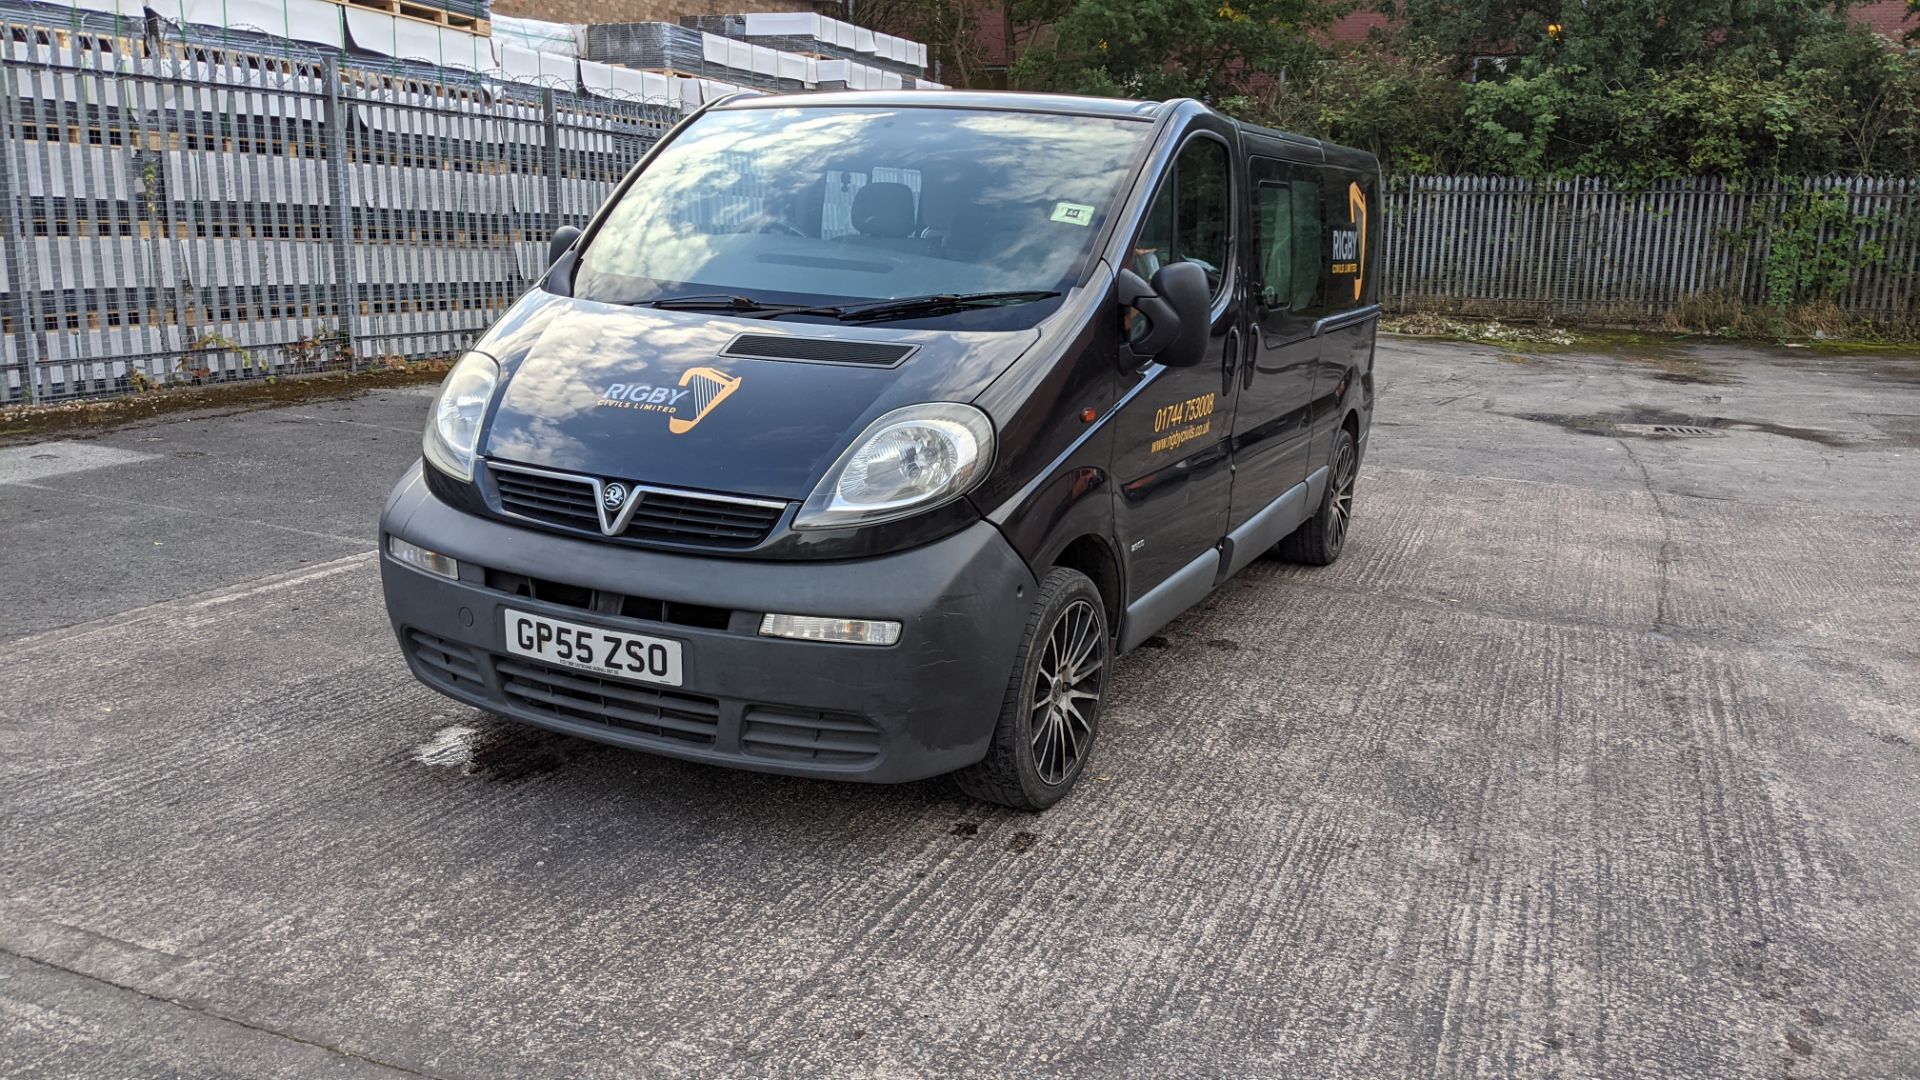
381,91,1379,809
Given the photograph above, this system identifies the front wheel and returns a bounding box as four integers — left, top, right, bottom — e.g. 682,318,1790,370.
955,567,1109,811
1277,425,1358,566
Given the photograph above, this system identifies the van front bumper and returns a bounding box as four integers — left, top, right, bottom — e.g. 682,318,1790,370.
379,463,1034,783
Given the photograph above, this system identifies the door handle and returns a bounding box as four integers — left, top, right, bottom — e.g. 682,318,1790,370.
1222,328,1240,395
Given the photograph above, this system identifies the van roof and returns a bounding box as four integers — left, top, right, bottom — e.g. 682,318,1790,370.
713,91,1379,171
714,90,1168,120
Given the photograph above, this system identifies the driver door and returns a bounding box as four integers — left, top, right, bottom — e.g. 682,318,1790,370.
1109,125,1244,649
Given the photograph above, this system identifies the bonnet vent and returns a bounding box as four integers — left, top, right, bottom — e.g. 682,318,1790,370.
721,334,915,367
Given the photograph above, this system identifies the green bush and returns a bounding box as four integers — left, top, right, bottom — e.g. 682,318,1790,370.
1003,0,1920,181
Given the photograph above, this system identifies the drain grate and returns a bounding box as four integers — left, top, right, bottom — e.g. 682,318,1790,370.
1614,423,1726,438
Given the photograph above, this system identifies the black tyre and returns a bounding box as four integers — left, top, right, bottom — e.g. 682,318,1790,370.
1276,425,1358,566
955,566,1109,811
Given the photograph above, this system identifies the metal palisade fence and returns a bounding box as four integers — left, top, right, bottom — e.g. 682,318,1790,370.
1,18,1917,404
0,14,677,403
1381,174,1920,326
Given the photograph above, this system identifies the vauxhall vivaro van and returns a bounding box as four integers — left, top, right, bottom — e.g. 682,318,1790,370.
382,90,1380,809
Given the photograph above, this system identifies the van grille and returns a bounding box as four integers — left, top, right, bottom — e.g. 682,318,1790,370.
627,490,784,544
489,462,786,548
496,656,721,745
493,467,600,529
482,568,732,630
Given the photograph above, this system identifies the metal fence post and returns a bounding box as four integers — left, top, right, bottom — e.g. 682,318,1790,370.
0,60,38,404
543,88,562,241
321,56,359,372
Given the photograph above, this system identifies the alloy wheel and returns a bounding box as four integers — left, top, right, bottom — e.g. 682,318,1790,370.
1328,434,1357,554
1029,598,1104,786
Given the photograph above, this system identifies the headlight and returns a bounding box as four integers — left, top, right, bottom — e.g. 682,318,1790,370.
794,402,994,529
422,351,499,482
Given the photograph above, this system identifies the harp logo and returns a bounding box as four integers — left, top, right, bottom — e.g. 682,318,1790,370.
669,367,742,434
596,366,743,433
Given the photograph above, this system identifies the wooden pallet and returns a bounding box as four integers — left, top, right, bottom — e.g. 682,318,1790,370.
333,0,489,35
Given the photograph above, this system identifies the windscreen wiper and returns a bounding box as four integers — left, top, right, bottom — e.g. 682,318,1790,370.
634,294,817,317
824,291,1062,323
635,290,1061,323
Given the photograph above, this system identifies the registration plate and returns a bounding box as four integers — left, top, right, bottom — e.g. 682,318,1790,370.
503,608,683,687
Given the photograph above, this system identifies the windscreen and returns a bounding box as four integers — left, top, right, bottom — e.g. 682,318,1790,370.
573,106,1153,314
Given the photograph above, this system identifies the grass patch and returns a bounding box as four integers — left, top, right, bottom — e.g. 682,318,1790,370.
1386,303,1918,354
1383,312,1583,347
1664,291,1919,345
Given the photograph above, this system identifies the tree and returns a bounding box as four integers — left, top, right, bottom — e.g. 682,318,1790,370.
1373,0,1919,178
845,0,996,86
1005,0,1340,104
1389,0,1852,84
1236,41,1471,172
1788,22,1920,173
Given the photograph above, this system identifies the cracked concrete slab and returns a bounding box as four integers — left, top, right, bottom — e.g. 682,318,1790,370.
0,336,1916,1077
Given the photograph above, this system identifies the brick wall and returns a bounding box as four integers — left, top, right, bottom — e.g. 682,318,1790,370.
489,0,836,26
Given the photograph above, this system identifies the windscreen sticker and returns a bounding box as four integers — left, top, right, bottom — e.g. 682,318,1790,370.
1050,201,1095,226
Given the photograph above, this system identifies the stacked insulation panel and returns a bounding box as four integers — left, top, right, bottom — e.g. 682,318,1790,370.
583,22,805,93
491,13,581,55
585,21,942,95
683,12,926,79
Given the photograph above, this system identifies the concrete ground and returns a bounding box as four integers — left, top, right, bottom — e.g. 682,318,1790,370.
1,337,1915,1077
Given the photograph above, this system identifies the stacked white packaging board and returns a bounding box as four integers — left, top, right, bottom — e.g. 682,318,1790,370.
42,0,941,106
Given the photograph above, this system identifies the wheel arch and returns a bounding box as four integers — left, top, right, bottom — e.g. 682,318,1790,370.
1046,532,1125,633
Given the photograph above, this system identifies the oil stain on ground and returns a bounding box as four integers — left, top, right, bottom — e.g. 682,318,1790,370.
1515,406,1851,446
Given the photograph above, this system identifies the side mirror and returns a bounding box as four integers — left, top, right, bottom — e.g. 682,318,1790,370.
547,225,582,269
1117,261,1211,369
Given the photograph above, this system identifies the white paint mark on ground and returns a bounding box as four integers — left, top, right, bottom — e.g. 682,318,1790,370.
413,725,479,769
0,441,159,485
190,557,374,611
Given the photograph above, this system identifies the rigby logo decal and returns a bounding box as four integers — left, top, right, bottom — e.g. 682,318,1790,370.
596,366,742,435
1332,182,1369,300
1331,227,1359,273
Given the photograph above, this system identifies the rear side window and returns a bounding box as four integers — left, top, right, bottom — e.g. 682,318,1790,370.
1131,137,1232,298
1254,171,1322,312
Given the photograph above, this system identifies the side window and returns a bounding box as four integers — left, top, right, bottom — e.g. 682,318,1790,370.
1130,137,1231,298
1255,182,1292,308
1253,163,1323,312
1289,180,1322,311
